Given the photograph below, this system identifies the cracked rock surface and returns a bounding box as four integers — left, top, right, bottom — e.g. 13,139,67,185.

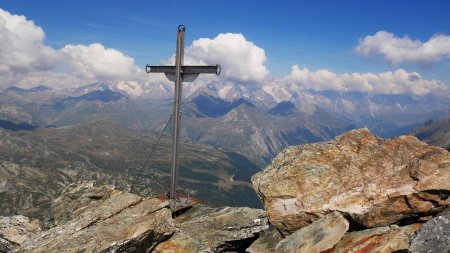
328,223,421,253
246,226,283,253
252,128,450,234
15,183,175,253
275,211,349,253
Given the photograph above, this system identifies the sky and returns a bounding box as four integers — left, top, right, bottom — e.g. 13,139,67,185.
0,0,450,97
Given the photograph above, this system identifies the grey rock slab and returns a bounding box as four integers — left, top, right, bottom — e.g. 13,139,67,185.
155,205,269,252
246,226,283,253
409,211,450,253
275,211,349,253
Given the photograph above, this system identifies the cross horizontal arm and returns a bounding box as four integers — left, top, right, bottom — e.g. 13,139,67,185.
146,65,221,75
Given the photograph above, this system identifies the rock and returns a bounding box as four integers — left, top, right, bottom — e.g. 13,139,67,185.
246,226,283,253
275,211,349,253
0,216,41,252
17,184,175,253
50,182,117,225
327,224,420,253
154,205,268,252
252,128,450,234
409,211,450,253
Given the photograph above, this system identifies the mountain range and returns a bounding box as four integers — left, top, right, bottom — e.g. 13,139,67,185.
2,82,450,165
129,79,450,138
0,85,354,165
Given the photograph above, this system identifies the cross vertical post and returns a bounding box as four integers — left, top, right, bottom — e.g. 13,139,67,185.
146,25,221,210
170,25,184,211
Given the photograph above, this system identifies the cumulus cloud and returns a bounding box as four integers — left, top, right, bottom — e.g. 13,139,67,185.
355,31,450,66
282,65,448,96
0,8,60,86
164,33,268,83
61,43,142,82
0,8,144,89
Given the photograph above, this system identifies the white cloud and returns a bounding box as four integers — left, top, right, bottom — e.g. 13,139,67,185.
0,8,60,86
0,8,144,90
15,71,80,88
61,43,142,82
164,33,268,83
355,31,450,66
280,65,448,96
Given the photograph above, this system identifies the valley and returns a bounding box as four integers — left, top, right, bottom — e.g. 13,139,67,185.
0,121,262,219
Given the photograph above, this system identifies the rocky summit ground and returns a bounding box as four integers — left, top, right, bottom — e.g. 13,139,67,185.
0,183,268,253
1,128,449,252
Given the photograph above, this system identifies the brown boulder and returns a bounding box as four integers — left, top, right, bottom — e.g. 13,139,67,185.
252,128,450,234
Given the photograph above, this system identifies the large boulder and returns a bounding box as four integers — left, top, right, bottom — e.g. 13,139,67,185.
17,184,175,253
275,212,349,253
252,128,450,234
409,211,450,253
0,216,41,253
154,205,268,252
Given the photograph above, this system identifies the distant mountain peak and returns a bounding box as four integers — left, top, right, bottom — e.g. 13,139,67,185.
30,85,53,92
79,89,126,102
52,89,126,110
268,101,297,116
194,93,229,105
231,98,254,108
189,94,254,118
6,85,53,93
6,86,28,93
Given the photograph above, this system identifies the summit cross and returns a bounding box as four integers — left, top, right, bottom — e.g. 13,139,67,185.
145,25,221,210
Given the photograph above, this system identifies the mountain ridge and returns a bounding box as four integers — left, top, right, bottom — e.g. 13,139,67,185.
267,101,297,116
2,82,450,165
410,117,450,150
183,95,353,165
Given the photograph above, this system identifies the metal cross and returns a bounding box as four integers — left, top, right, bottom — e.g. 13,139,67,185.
146,25,220,210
